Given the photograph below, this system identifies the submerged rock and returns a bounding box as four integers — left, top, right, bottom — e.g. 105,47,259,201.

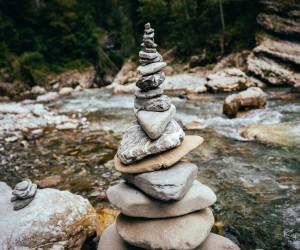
0,182,96,250
239,122,300,147
223,87,267,118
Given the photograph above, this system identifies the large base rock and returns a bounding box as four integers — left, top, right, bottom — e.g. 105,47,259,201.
223,87,267,118
107,180,216,218
117,120,185,164
98,224,240,250
0,182,96,250
115,135,203,174
116,208,214,250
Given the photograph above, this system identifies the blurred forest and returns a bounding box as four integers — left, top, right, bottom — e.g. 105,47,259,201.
0,0,260,85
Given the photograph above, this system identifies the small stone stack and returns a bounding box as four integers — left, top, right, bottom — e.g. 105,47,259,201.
98,23,240,250
11,179,37,210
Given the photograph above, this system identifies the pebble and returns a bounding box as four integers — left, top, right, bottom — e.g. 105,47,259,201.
137,62,166,75
134,95,171,112
5,136,18,143
136,71,165,90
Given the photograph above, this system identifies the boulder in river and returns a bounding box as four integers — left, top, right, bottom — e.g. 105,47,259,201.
205,68,255,92
0,182,96,250
223,87,267,118
239,122,300,147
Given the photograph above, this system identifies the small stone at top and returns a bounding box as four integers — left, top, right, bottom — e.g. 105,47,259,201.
145,22,151,29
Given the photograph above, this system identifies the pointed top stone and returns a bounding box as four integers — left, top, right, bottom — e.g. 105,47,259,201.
145,22,151,29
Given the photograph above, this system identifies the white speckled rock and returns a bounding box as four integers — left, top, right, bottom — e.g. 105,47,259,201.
107,180,216,218
0,182,96,250
137,62,166,75
117,120,185,164
135,104,175,139
116,208,214,250
122,161,198,201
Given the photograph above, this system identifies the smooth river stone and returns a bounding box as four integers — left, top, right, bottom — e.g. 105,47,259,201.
117,120,185,165
116,208,214,250
121,161,197,201
142,39,157,48
14,180,31,191
134,95,171,112
136,71,165,91
139,55,163,65
139,50,159,60
137,62,166,75
136,104,175,139
114,135,204,174
98,226,240,250
135,87,163,99
107,180,216,218
142,46,157,53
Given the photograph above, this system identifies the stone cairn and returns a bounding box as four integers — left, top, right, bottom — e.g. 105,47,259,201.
98,23,240,250
11,179,37,210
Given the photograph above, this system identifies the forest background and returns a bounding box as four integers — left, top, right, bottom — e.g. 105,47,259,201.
0,0,260,86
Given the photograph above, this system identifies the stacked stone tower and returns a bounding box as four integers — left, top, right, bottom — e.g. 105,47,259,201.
98,23,240,250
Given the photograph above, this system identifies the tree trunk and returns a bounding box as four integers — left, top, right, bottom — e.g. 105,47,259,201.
219,0,226,54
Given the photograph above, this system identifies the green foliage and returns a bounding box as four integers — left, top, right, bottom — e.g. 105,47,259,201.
0,0,260,85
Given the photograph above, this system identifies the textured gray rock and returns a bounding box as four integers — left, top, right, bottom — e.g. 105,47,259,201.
137,62,166,75
0,182,96,250
116,208,214,250
135,87,163,99
142,40,157,48
136,71,165,91
115,135,204,174
98,226,240,250
139,55,163,65
134,95,171,112
117,120,185,164
122,161,197,201
142,47,157,53
107,180,216,218
136,104,176,139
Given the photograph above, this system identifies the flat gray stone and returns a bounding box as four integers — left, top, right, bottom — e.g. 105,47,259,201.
142,47,156,53
135,87,163,99
14,196,35,211
116,208,214,250
143,32,155,39
117,120,185,164
134,95,171,112
139,55,163,65
98,227,240,250
107,180,216,218
142,39,157,48
137,62,166,75
144,28,154,34
139,50,159,60
136,71,165,91
135,104,176,139
122,161,197,201
14,180,30,191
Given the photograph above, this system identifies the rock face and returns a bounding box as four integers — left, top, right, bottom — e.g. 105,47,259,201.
223,87,267,118
0,182,96,250
239,122,300,147
116,208,214,250
117,120,185,165
247,0,300,90
205,68,255,92
121,161,198,201
107,180,216,218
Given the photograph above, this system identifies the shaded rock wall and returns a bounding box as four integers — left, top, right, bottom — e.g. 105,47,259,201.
247,0,300,90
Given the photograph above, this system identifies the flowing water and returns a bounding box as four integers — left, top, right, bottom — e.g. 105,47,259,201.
3,88,300,249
